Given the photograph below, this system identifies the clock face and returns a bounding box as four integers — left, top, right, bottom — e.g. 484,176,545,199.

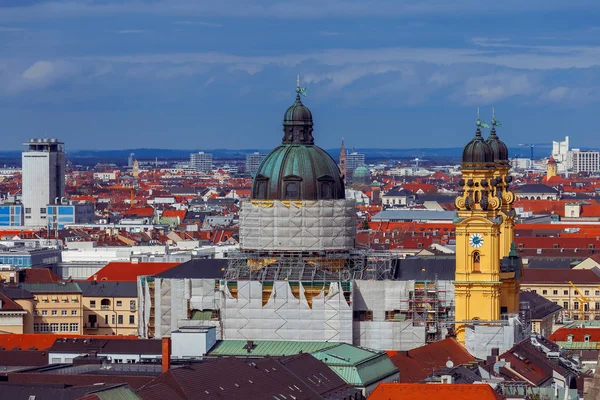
469,233,484,248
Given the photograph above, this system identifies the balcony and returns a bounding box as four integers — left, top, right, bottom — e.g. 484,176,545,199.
130,305,137,311
85,322,99,329
101,305,110,310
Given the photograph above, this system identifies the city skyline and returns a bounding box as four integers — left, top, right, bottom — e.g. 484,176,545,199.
0,1,600,150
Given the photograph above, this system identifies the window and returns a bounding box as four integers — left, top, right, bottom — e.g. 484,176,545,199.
596,291,600,296
118,315,123,324
40,207,47,214
352,310,374,321
71,297,79,303
112,314,116,324
567,334,573,342
473,252,481,273
129,315,135,325
51,310,57,316
531,290,537,294
285,182,299,200
104,315,108,325
61,310,67,316
320,182,333,199
40,323,49,332
61,297,68,303
585,290,590,296
50,323,59,332
101,299,111,310
51,298,58,303
542,290,547,295
60,323,69,332
116,301,122,307
575,302,580,310
130,300,136,309
25,208,31,214
575,315,580,320
70,323,78,332
553,290,558,295
564,290,569,295
256,181,267,199
564,302,569,309
41,310,48,316
33,323,39,332
90,300,96,308
71,310,77,315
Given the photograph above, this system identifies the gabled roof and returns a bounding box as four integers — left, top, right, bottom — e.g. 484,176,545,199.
521,268,600,284
88,262,181,282
514,184,559,194
368,383,503,400
550,328,600,343
387,338,475,383
153,259,227,279
0,293,24,311
79,281,137,298
520,290,562,320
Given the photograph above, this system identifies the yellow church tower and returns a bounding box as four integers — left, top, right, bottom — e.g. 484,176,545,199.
454,114,521,345
485,110,520,315
546,157,557,180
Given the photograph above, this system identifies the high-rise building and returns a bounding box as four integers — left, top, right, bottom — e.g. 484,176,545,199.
346,151,365,183
245,152,266,175
190,152,213,173
22,138,66,227
552,136,570,172
127,153,135,168
571,149,600,173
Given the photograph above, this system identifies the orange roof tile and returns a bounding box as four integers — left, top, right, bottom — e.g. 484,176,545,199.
368,383,503,400
87,261,181,282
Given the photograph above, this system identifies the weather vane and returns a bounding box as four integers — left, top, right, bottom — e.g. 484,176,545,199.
476,107,490,129
491,107,502,128
296,74,307,97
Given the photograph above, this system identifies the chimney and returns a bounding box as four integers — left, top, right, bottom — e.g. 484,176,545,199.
161,337,171,373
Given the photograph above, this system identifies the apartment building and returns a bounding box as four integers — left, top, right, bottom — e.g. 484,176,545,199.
521,268,600,322
21,282,83,335
80,281,138,336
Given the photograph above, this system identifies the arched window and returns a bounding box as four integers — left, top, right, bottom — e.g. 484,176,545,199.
320,182,333,199
473,251,481,272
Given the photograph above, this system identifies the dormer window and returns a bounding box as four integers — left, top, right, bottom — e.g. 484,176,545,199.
567,334,573,342
585,334,591,343
283,175,302,200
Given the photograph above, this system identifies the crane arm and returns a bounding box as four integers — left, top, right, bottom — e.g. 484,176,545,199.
569,281,591,303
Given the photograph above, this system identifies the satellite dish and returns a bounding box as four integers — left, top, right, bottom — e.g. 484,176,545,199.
446,360,454,368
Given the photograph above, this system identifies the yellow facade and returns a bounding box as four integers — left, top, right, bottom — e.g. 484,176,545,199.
521,283,600,322
31,291,83,335
83,295,138,336
547,158,557,180
454,125,520,345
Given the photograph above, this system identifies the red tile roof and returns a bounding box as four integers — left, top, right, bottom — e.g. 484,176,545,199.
0,293,23,311
161,209,186,221
521,268,600,284
386,338,475,383
0,334,137,351
87,262,181,282
22,268,61,283
550,328,600,343
367,383,503,400
123,207,155,217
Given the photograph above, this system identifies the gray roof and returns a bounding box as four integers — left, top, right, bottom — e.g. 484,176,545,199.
20,282,82,294
79,281,137,298
372,209,456,222
520,290,563,320
0,286,34,299
514,184,559,194
154,258,228,279
383,188,414,197
394,257,456,281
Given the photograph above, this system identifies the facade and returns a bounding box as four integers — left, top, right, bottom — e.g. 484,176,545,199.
454,118,521,345
0,204,23,227
0,247,61,269
552,136,570,172
22,138,66,227
80,281,138,336
190,151,213,173
571,148,600,173
346,151,365,184
0,293,29,333
47,203,95,229
513,184,560,200
381,188,415,208
244,152,265,175
22,282,84,335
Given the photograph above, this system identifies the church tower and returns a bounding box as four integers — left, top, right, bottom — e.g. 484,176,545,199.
486,110,520,315
339,138,347,184
546,157,558,180
454,119,504,345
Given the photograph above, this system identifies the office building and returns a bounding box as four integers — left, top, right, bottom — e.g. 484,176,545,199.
346,151,365,183
22,138,66,227
190,152,213,173
552,136,570,172
127,153,135,168
245,152,265,175
0,204,23,227
47,203,95,230
571,149,600,173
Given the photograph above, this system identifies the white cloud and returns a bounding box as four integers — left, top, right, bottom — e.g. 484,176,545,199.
461,73,535,104
22,61,54,79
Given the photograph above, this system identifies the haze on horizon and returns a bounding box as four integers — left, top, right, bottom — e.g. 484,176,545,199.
0,1,599,151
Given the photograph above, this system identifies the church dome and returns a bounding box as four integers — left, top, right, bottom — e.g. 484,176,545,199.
486,127,509,165
251,90,345,201
462,127,494,169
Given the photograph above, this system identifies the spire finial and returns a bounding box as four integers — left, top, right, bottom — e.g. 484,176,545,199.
491,108,502,128
492,107,495,121
477,107,480,120
295,75,307,97
475,107,490,129
297,74,300,88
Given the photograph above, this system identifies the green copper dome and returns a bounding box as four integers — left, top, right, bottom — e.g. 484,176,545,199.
462,128,494,169
251,92,345,201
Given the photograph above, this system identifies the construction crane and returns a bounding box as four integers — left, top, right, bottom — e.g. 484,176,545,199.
569,281,591,319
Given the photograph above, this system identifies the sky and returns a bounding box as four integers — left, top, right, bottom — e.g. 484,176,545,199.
1,1,600,151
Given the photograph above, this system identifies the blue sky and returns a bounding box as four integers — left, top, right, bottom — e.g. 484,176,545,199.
1,1,600,151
